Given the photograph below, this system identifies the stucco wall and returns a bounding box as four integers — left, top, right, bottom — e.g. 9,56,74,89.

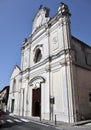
76,66,91,120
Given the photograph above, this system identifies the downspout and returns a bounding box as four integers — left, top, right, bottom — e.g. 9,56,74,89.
47,23,51,120
26,43,31,118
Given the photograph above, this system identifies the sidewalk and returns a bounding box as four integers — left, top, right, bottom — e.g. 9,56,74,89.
10,113,91,129
12,114,70,128
27,116,69,127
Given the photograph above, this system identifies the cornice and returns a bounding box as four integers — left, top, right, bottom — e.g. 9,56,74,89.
30,26,47,43
30,14,70,44
20,68,30,75
22,41,30,50
21,49,71,74
74,62,91,71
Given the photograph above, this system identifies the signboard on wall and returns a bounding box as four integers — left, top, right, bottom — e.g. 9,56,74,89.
50,96,55,104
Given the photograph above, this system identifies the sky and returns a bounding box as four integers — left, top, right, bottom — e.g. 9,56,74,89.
0,0,91,90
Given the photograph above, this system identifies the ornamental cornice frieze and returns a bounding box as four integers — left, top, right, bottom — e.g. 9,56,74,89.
20,49,73,74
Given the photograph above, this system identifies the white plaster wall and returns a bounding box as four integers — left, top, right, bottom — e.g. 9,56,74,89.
22,46,30,71
7,66,21,115
27,85,32,117
19,77,29,117
51,65,69,122
41,72,50,120
50,22,64,55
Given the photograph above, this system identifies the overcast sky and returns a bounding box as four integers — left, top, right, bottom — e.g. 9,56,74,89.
0,0,91,90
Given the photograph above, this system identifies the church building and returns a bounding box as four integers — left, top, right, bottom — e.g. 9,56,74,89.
7,3,91,123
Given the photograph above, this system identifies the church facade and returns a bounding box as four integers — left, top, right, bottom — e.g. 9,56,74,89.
7,3,91,123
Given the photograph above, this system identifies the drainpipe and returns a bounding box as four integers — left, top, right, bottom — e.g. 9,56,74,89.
40,83,41,121
47,24,51,120
22,88,24,116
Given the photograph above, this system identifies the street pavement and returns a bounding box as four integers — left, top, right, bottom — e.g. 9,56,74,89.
0,113,61,130
1,113,91,130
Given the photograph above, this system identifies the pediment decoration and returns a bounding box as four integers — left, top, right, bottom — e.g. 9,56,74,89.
10,65,21,79
32,7,50,32
28,76,45,86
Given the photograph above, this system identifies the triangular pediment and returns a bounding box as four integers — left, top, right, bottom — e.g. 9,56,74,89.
10,65,21,79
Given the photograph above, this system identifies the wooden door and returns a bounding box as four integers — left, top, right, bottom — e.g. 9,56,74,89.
32,88,41,116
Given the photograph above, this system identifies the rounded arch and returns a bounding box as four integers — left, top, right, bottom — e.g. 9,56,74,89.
28,76,45,86
34,48,42,63
12,78,16,92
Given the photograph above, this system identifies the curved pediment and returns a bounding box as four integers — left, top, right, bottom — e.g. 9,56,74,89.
28,76,45,86
32,7,50,32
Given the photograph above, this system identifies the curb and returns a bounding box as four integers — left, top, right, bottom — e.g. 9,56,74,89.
9,114,91,128
72,120,91,126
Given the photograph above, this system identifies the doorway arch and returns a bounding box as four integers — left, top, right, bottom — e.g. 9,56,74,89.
28,76,45,117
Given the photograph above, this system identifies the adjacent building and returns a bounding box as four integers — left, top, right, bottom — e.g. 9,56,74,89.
0,86,9,112
7,3,91,123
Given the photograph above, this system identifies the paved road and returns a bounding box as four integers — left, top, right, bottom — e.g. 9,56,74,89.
0,114,61,130
1,114,91,130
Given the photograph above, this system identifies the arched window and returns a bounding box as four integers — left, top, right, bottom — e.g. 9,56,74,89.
34,48,42,63
12,79,16,93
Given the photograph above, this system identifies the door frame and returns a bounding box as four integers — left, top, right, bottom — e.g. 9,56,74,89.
32,87,41,117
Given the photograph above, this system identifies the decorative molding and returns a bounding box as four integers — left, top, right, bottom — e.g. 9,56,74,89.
28,76,45,86
32,7,50,32
20,68,30,75
20,50,64,74
22,41,30,50
19,77,22,82
33,44,43,53
20,49,74,74
25,75,30,80
45,65,51,72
